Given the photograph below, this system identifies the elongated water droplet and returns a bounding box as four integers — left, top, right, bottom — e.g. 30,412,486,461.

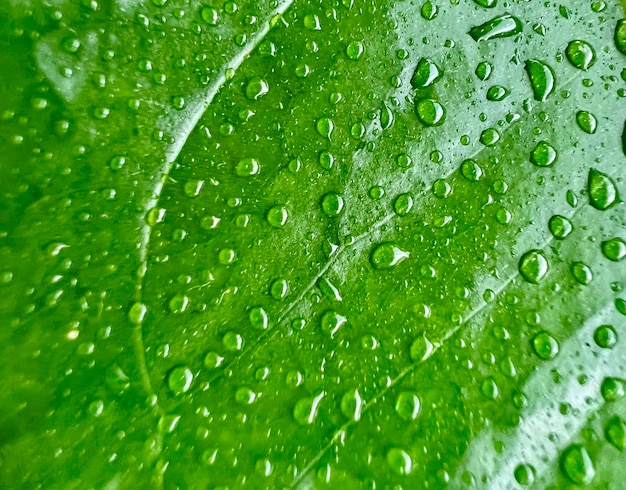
167,365,193,395
588,168,618,210
380,101,394,130
468,14,522,42
571,262,593,285
370,243,410,269
316,117,334,140
411,58,442,88
519,250,549,284
561,444,595,485
486,85,509,101
320,310,346,337
525,59,556,102
605,416,626,451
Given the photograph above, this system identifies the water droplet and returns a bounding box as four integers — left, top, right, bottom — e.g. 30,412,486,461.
346,41,364,60
410,335,434,361
394,193,413,216
486,85,509,101
129,302,147,324
530,141,557,167
395,392,421,420
106,365,130,394
532,331,559,360
594,324,618,349
201,215,220,230
565,40,596,71
601,377,625,402
514,464,535,486
525,59,556,102
473,0,497,7
410,58,442,88
480,128,500,146
293,392,324,425
204,351,224,369
303,14,321,30
548,215,573,239
561,445,595,485
519,250,549,284
88,399,104,417
184,179,204,197
245,77,269,100
421,1,438,20
475,61,493,81
571,262,593,285
495,207,512,225
266,205,288,227
588,168,618,210
576,111,597,134
340,389,363,421
386,448,412,475
256,458,273,476
320,192,344,217
169,294,189,314
223,331,243,351
396,153,413,169
201,6,219,25
248,306,269,330
369,186,385,200
320,310,346,337
370,243,410,270
602,238,626,262
235,157,260,177
415,98,445,126
605,416,626,451
380,101,394,130
218,248,237,264
108,155,126,171
481,377,499,399
317,277,342,302
468,14,523,42
319,151,335,170
158,414,180,433
460,159,483,182
432,179,452,198
167,365,193,395
616,19,626,55
270,279,289,300
316,117,334,140
235,386,256,404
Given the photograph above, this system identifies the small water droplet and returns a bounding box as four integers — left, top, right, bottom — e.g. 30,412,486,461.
248,306,269,330
532,331,559,360
204,351,224,369
432,179,452,198
235,386,257,404
303,14,321,30
519,250,549,284
421,1,438,20
129,302,147,324
346,41,364,60
410,335,434,361
601,377,625,402
605,416,626,451
396,153,413,169
169,294,189,314
570,262,593,285
380,101,394,130
588,168,618,210
548,215,572,239
222,331,243,351
486,85,509,101
394,193,413,216
370,243,410,270
316,117,334,140
266,205,288,227
320,310,346,337
475,61,493,81
514,464,535,486
411,58,442,88
460,159,483,181
593,324,618,349
318,151,335,170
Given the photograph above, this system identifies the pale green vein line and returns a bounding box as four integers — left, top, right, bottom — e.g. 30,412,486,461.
130,0,295,403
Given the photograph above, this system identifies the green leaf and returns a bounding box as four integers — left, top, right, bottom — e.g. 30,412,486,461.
1,1,625,488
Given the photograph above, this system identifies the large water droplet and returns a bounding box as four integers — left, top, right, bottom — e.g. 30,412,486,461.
321,192,344,216
293,392,324,425
588,168,618,210
519,250,549,284
514,464,535,486
266,205,289,227
468,14,522,42
410,58,442,88
601,238,626,262
415,99,446,126
593,324,618,349
370,243,410,270
571,262,593,285
167,365,193,395
245,77,269,100
576,111,597,134
560,444,595,485
525,59,556,102
386,448,412,475
565,40,596,70
601,377,625,402
616,19,626,55
530,141,557,167
236,157,260,177
395,391,421,420
532,331,559,360
548,215,573,239
340,389,363,421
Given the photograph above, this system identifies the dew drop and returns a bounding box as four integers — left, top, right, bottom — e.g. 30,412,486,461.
565,40,596,71
167,365,193,395
415,99,446,126
386,448,412,475
395,391,421,421
266,205,288,227
593,324,618,349
468,14,522,42
235,157,260,177
525,59,556,102
601,377,625,402
532,331,559,360
346,41,364,60
270,279,289,300
570,262,593,285
409,335,434,361
396,153,413,169
128,302,147,324
293,392,324,425
316,117,334,140
486,85,509,101
530,141,557,167
475,61,493,81
410,58,442,88
605,416,626,451
576,111,597,134
588,168,618,210
548,215,572,239
169,294,189,314
519,250,549,284
320,310,347,337
460,159,483,182
204,351,224,369
561,445,595,485
370,243,410,270
393,193,413,216
514,464,535,486
340,389,363,421
601,238,626,262
245,77,269,100
248,306,269,330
